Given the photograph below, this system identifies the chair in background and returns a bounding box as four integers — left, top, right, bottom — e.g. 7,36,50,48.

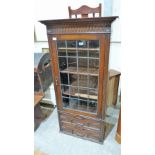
68,3,102,18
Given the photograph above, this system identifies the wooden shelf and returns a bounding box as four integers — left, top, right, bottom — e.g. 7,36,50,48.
63,88,98,100
71,79,98,89
65,104,96,113
58,47,99,51
60,67,99,76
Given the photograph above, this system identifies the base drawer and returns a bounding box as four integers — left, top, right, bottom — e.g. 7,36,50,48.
59,111,102,130
59,111,104,142
61,121,101,142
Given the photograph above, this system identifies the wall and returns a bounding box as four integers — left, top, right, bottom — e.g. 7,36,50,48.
109,0,121,71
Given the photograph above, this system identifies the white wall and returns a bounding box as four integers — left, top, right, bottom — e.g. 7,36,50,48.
34,0,105,42
109,42,121,71
35,0,105,20
34,42,48,53
109,0,121,71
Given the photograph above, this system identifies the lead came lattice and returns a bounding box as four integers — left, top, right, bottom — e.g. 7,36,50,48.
57,40,100,114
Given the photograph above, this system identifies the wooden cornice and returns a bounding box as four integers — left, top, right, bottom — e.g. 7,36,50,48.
40,16,118,34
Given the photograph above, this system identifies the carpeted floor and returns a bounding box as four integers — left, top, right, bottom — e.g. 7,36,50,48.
34,105,121,155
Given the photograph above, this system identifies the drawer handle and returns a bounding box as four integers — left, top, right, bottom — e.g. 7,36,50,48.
74,115,84,120
74,115,79,119
79,123,84,127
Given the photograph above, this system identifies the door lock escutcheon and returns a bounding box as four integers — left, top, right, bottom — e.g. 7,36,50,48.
55,77,59,86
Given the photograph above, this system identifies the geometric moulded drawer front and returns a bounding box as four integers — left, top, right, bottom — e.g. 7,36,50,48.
59,111,103,142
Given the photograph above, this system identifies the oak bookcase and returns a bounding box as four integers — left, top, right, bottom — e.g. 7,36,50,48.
40,16,117,143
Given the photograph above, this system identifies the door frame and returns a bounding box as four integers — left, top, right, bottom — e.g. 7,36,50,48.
48,34,106,118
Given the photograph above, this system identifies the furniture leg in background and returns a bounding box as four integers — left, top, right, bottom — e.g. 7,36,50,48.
115,106,121,144
107,69,121,107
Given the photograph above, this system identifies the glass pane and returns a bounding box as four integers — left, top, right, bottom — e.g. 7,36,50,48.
69,74,78,86
88,88,98,100
89,40,99,48
57,39,100,114
79,88,88,99
70,86,78,98
57,41,67,56
67,40,76,57
57,41,66,48
88,99,97,113
77,40,88,48
67,49,76,56
89,58,99,75
79,75,88,88
78,58,88,73
78,50,88,57
68,57,77,72
60,73,68,85
67,40,76,48
89,40,99,58
61,85,70,96
62,97,69,108
89,76,98,88
89,59,99,69
58,49,66,56
58,57,67,71
89,50,99,58
62,94,69,98
78,99,88,111
69,97,78,109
